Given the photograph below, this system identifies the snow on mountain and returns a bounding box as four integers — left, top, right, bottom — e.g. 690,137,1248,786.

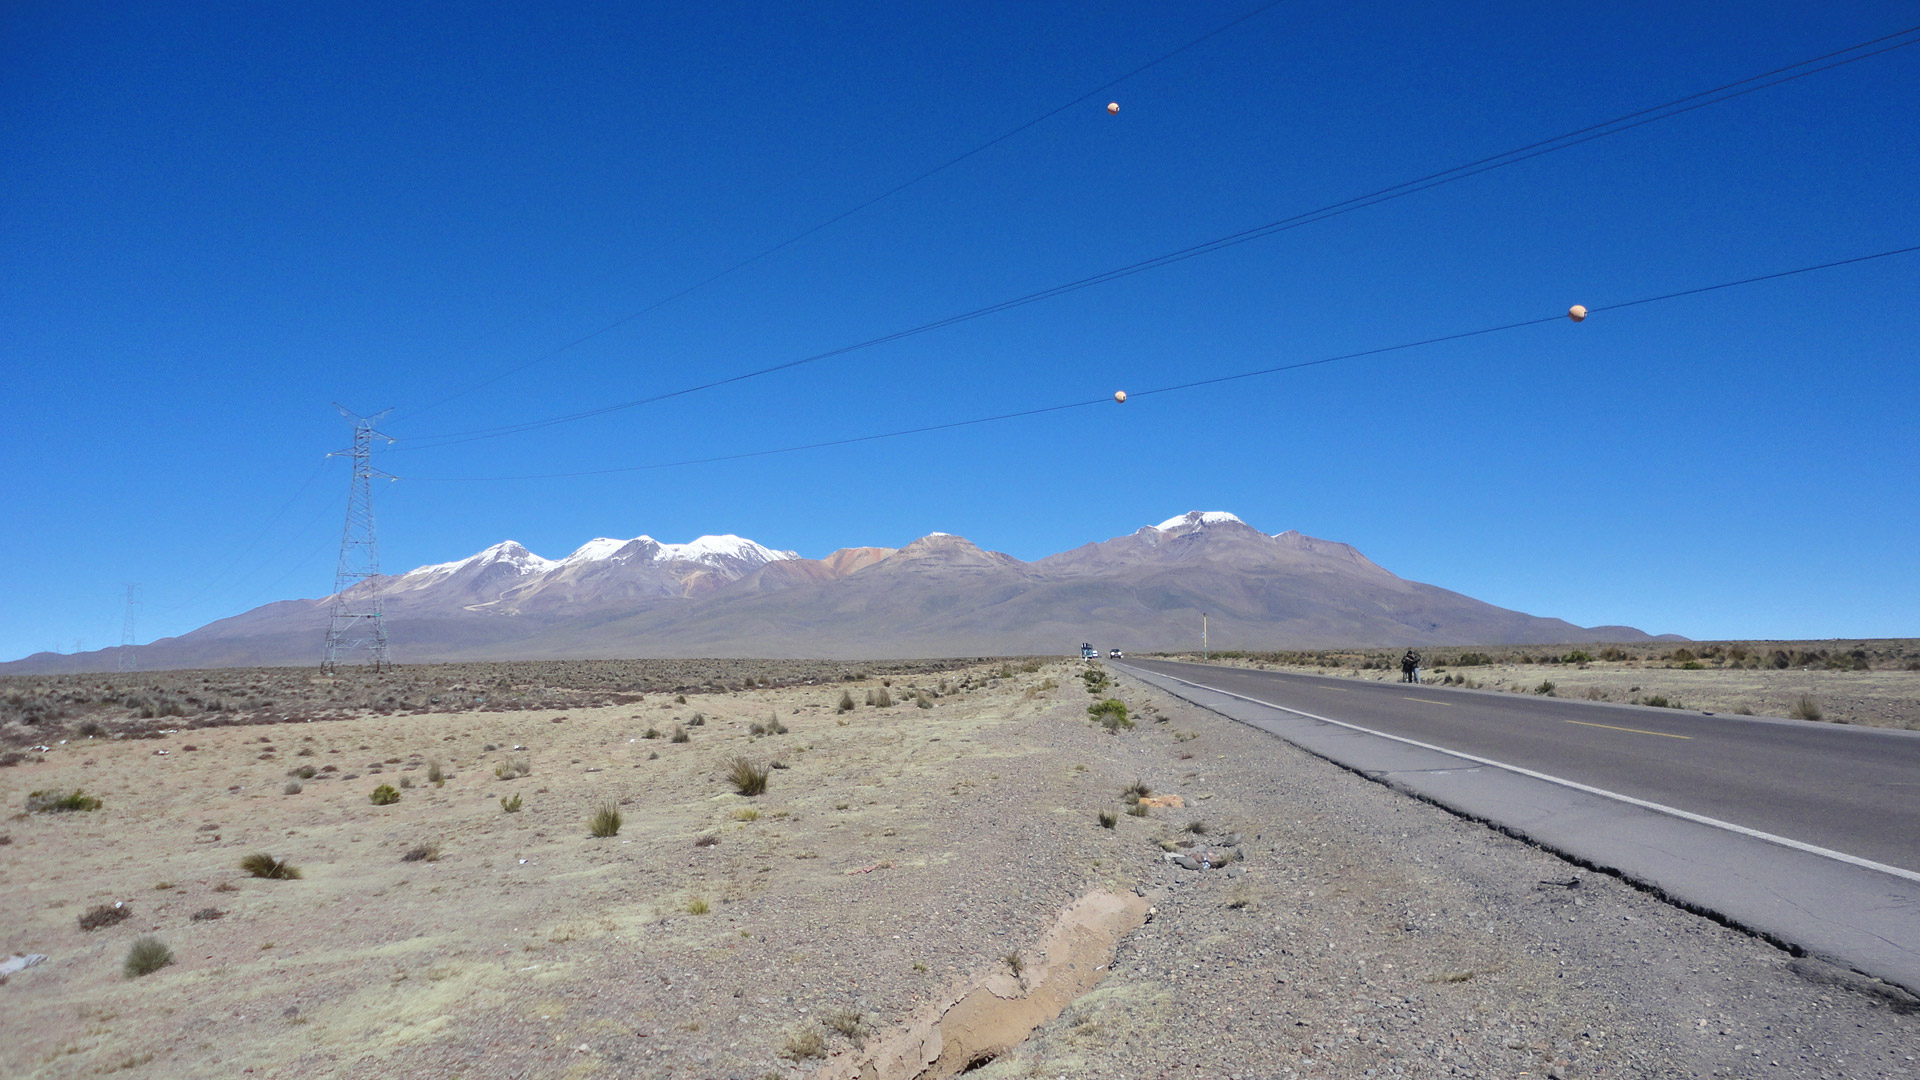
560,538,637,565
403,541,556,579
1154,510,1245,531
653,534,797,569
402,533,798,581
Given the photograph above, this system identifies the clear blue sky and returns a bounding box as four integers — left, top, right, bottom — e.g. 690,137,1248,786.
4,1,1916,662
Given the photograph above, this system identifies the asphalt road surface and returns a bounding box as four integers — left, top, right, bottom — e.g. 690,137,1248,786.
1124,658,1920,875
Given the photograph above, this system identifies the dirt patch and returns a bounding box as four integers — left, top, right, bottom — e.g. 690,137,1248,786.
818,890,1149,1080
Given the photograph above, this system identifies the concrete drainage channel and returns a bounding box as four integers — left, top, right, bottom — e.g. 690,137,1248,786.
811,890,1151,1080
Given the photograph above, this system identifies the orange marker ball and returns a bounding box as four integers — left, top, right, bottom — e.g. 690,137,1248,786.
1107,102,1120,114
1114,391,1127,403
1568,304,1588,322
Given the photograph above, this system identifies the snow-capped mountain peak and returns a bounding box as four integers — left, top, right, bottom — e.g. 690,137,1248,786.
653,534,797,568
406,540,556,579
561,537,643,565
1154,510,1244,531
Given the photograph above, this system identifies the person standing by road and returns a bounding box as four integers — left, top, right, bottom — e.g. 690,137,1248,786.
1401,649,1422,683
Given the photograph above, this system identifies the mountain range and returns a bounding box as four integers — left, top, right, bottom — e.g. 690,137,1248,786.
3,512,1671,672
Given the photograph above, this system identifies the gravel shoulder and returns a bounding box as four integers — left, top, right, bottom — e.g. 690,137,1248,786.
3,659,1915,1079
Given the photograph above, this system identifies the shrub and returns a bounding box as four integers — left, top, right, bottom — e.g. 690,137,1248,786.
398,775,414,789
836,691,855,713
1126,803,1149,818
686,897,710,915
643,727,661,739
123,937,173,978
1087,699,1132,730
190,907,224,921
239,853,301,879
401,843,439,862
588,802,622,838
500,793,523,813
27,788,102,813
1097,810,1117,829
283,781,302,795
287,765,317,779
766,715,788,735
1184,820,1208,835
674,694,687,704
671,724,689,743
1004,950,1024,976
370,784,400,805
426,761,445,784
79,903,131,931
1563,650,1593,664
824,1008,867,1044
872,688,892,707
1123,780,1151,802
916,692,933,709
780,1026,827,1061
1640,695,1675,709
1534,681,1556,696
1790,695,1823,722
727,756,769,796
1599,647,1629,662
687,712,705,726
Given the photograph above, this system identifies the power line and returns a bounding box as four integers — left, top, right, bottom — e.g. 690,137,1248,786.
400,243,1918,482
154,458,330,616
391,25,1920,454
395,0,1294,424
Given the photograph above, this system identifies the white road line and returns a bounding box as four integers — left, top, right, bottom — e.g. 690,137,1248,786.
1132,666,1920,885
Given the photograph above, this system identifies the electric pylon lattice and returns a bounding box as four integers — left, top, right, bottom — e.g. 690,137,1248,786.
322,405,396,672
117,583,140,672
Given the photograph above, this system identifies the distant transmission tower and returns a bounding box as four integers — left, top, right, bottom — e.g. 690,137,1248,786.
322,405,396,672
117,584,141,672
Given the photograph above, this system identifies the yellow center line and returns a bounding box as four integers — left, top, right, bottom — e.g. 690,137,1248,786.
1564,719,1692,740
1403,696,1453,706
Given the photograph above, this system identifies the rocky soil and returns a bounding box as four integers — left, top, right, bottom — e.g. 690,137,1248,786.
2,658,1914,1079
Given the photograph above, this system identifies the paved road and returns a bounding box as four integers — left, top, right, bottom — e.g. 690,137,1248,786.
1117,658,1920,992
1126,658,1920,873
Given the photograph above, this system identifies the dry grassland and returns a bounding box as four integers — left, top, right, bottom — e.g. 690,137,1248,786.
1171,638,1920,729
5,660,1137,1078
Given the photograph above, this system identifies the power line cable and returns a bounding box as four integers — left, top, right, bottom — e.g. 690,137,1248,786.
401,242,1918,482
391,25,1920,453
395,0,1295,423
154,458,331,615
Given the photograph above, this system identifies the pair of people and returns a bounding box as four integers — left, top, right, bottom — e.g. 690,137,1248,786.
1400,649,1423,683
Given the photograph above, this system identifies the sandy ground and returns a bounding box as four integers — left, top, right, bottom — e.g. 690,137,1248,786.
4,660,1917,1079
1171,654,1920,730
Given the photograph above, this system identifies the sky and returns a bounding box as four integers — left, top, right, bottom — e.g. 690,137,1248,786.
3,1,1917,663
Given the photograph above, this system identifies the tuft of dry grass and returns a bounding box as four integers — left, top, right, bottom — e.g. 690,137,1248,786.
780,1026,827,1060
727,755,769,796
123,937,173,978
401,843,440,862
588,802,622,838
26,788,102,813
239,853,301,879
1790,694,1823,722
1097,809,1118,829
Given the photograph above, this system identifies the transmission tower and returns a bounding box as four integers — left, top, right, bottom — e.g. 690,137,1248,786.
322,405,396,672
117,584,140,672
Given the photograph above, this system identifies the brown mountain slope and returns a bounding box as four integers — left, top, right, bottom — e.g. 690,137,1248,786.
1,514,1665,671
